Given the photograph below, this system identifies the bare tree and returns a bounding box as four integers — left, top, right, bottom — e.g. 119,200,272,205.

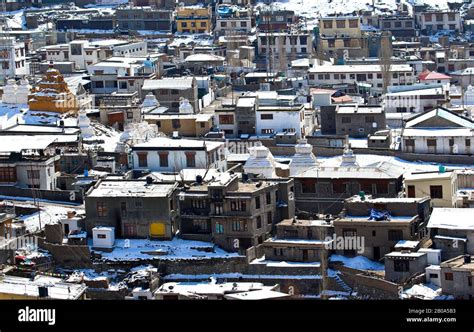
379,32,393,94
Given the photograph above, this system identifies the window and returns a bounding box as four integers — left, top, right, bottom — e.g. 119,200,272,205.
425,14,432,22
394,260,410,272
343,229,357,237
97,234,107,239
261,129,274,134
185,152,196,168
219,114,234,125
394,22,402,28
466,139,471,147
181,22,187,28
0,167,15,182
336,20,346,28
405,139,415,146
232,220,248,232
328,40,335,48
97,202,107,217
445,272,453,281
241,21,247,27
343,39,350,48
27,170,40,179
159,153,168,168
365,116,375,123
301,179,316,193
430,185,443,199
221,21,227,27
427,139,437,147
200,22,207,28
388,229,403,241
267,211,272,225
341,117,351,124
348,19,358,28
255,196,261,209
230,200,246,211
372,230,376,237
256,216,262,229
215,222,224,234
323,20,333,29
407,185,416,198
260,113,273,120
266,192,272,205
192,199,206,209
137,152,147,168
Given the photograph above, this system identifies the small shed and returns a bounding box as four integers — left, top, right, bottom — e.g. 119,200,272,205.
92,227,115,249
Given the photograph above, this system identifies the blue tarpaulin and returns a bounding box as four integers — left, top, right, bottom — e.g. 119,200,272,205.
368,209,391,221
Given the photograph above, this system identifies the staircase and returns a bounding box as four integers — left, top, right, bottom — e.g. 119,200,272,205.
334,273,353,293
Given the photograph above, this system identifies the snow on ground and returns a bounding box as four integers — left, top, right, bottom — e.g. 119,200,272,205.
0,103,78,127
92,238,242,262
163,269,339,280
18,203,84,233
329,254,385,271
251,256,321,268
83,121,122,153
256,0,461,29
402,283,445,300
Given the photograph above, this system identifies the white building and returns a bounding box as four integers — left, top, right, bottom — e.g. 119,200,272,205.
88,55,162,95
0,37,27,81
401,107,474,155
251,91,306,138
2,78,30,105
243,145,277,178
44,39,148,70
92,226,115,249
289,139,318,177
308,64,415,95
131,137,226,172
383,85,448,113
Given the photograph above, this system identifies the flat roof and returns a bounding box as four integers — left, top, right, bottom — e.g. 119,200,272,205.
404,171,454,181
88,180,177,198
309,64,412,73
142,77,194,90
0,275,86,300
132,137,224,152
427,208,474,230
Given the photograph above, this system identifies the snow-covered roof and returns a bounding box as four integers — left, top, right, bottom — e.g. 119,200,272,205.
404,171,454,181
142,77,194,90
87,180,177,198
132,137,224,151
427,208,474,230
294,160,404,180
405,107,474,129
184,53,225,62
309,64,413,73
0,275,86,300
385,251,426,258
0,135,70,153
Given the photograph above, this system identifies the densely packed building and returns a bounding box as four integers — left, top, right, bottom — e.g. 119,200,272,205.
0,0,473,302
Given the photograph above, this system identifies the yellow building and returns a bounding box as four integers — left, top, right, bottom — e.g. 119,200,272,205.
176,6,212,34
143,113,213,137
28,64,79,114
318,16,363,57
404,170,458,208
